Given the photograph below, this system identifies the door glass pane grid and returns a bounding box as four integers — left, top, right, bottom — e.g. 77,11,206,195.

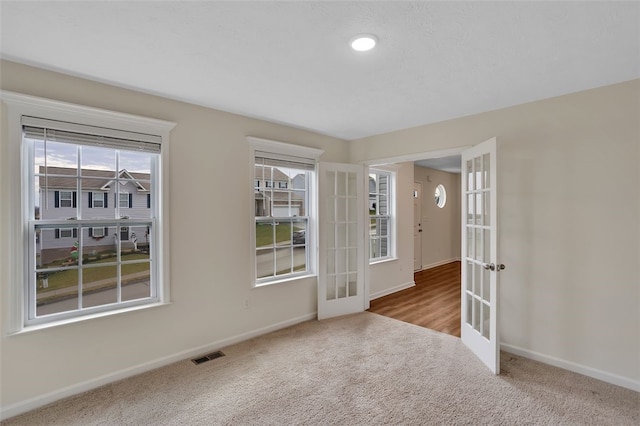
464,153,493,337
325,170,358,300
466,291,488,336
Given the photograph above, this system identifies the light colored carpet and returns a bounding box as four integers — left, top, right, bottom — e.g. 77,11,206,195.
3,312,639,425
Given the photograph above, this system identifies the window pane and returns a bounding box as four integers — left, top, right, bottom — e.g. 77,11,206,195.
336,274,347,298
326,275,336,300
482,302,491,340
275,247,292,275
336,172,347,196
348,273,357,297
82,265,118,308
36,268,79,317
82,226,117,262
327,249,336,274
256,222,275,247
292,220,306,247
274,221,292,247
39,141,78,175
128,226,151,259
122,260,151,302
256,248,274,279
81,145,116,176
120,150,152,174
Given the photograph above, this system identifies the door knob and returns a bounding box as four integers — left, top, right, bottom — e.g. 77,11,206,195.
482,263,495,271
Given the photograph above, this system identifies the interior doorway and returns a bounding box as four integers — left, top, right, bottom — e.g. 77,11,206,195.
369,153,463,337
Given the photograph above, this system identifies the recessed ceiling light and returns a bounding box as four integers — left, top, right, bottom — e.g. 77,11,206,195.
350,34,377,52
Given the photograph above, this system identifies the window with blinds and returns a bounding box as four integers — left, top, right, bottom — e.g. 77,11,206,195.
369,169,394,261
24,117,161,323
251,139,321,286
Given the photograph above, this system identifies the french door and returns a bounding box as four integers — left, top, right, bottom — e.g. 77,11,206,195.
461,137,504,374
317,163,367,320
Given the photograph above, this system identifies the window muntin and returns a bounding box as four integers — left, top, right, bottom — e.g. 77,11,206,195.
369,170,393,261
25,121,160,324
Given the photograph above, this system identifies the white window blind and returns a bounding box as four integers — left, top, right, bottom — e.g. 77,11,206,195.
22,116,161,153
255,151,315,171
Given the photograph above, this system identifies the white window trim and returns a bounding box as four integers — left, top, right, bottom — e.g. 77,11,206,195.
369,166,397,263
248,137,323,287
1,91,175,334
59,228,73,238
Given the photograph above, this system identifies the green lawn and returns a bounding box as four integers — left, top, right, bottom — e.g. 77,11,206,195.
38,253,150,293
256,223,303,247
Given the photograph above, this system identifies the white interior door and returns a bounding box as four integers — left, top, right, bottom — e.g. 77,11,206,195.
413,182,422,271
318,162,366,320
461,137,504,374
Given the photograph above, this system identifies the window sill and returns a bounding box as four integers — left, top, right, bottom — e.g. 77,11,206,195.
254,273,316,288
369,257,398,266
8,301,171,336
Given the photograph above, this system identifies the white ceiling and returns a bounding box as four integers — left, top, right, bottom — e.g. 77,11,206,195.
1,1,638,141
415,156,461,174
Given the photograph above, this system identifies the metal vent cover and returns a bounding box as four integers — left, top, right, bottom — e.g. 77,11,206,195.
191,351,225,365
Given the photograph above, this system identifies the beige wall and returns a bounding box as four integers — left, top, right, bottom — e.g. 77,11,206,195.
351,79,640,385
0,60,350,412
413,166,461,269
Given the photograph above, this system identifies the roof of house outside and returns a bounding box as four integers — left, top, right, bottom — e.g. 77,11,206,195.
254,166,290,182
38,166,150,191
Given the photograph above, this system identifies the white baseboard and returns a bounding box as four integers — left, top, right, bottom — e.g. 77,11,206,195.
0,312,317,421
501,343,640,392
419,258,461,271
370,281,415,301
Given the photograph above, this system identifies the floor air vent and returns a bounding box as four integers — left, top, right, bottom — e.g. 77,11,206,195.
192,351,225,365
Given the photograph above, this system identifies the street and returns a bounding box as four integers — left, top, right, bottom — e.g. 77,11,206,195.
37,281,151,316
256,246,306,278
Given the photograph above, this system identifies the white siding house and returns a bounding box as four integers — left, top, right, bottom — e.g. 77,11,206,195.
254,166,304,217
38,167,151,265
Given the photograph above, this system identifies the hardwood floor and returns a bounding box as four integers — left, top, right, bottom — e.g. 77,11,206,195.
368,261,461,337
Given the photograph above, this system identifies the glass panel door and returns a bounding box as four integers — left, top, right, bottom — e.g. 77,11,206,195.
318,163,365,319
461,137,501,374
